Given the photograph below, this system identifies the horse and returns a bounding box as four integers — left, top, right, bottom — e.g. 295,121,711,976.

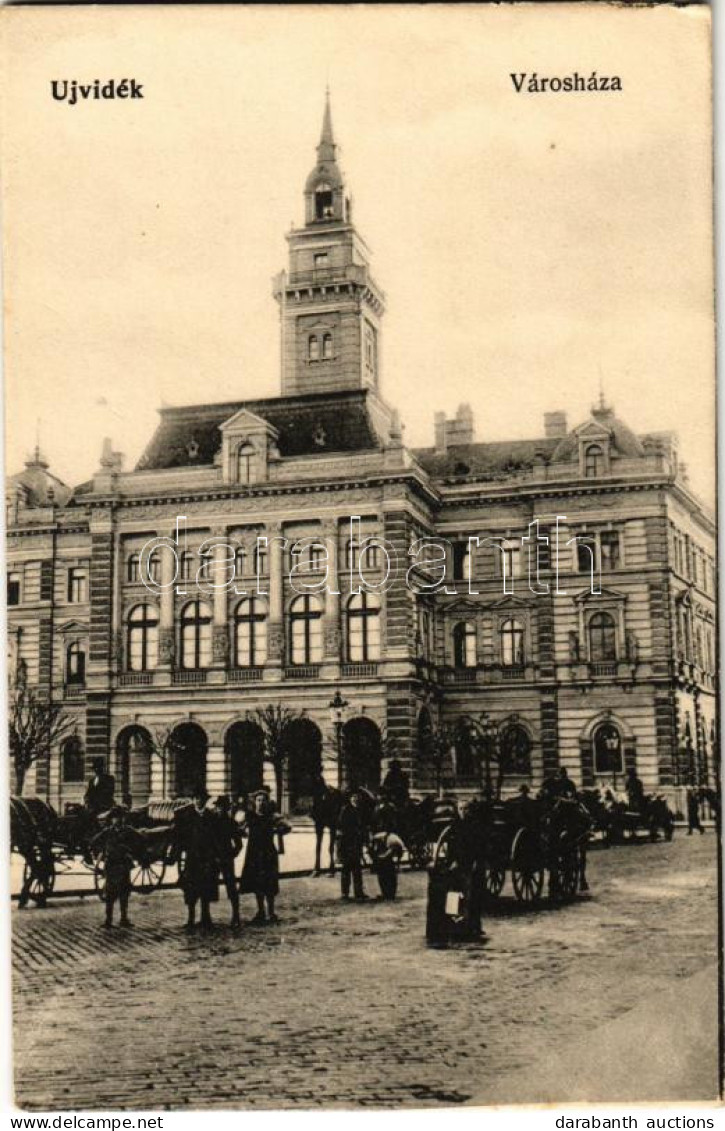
545,797,592,897
310,780,344,875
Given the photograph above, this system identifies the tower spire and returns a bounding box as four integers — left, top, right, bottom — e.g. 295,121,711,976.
318,87,336,163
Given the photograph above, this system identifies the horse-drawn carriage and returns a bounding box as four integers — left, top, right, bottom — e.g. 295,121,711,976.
432,794,592,905
10,796,186,907
578,789,674,845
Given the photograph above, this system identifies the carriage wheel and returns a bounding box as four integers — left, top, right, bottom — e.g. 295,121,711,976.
483,865,506,898
131,856,166,895
433,824,455,871
22,846,55,906
93,851,107,901
510,827,544,905
553,849,580,902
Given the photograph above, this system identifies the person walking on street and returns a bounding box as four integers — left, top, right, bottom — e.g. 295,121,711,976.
239,792,291,924
91,806,136,929
338,789,368,901
687,786,704,835
213,795,244,928
179,786,220,930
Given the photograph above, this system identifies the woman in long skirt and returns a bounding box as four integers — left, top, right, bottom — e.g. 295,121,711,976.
239,792,291,924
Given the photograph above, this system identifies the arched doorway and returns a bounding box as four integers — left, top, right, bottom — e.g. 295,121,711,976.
225,721,264,801
499,724,532,778
115,726,153,806
283,718,322,816
593,721,623,777
170,722,208,798
342,718,382,792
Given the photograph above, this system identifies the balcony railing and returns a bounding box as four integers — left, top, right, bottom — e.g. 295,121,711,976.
284,665,320,680
442,668,477,684
64,683,87,698
172,670,208,685
340,662,379,678
229,667,264,683
502,666,526,681
118,672,153,687
590,662,617,678
288,264,368,287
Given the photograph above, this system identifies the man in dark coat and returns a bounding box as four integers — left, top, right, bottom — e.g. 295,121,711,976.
381,759,410,809
84,758,116,815
337,790,368,901
625,768,645,813
91,806,137,928
213,795,244,928
687,786,704,835
179,786,220,929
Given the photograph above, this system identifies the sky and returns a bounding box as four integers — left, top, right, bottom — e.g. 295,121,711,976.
1,4,714,504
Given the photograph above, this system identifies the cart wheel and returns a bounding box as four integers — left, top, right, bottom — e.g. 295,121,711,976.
433,824,455,870
553,848,580,902
22,846,55,906
93,851,107,902
483,865,506,898
131,856,166,895
510,827,544,905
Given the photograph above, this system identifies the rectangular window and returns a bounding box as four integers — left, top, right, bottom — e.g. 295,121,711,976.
502,545,520,581
576,536,597,574
313,252,328,268
7,572,21,606
599,531,621,571
68,567,88,603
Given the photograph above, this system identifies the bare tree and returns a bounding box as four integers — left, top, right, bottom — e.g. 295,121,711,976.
419,716,461,798
9,679,77,796
254,704,304,811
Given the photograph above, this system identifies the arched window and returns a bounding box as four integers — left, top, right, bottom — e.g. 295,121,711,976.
127,604,159,672
127,554,140,583
585,445,605,478
322,333,333,360
362,541,381,570
179,551,194,582
453,622,476,668
499,724,532,776
501,618,524,667
237,444,255,484
289,595,323,664
66,641,86,685
62,736,85,783
315,182,333,220
180,601,212,670
593,721,623,775
290,542,303,570
347,592,381,662
308,335,320,362
254,542,268,576
309,543,324,571
234,546,246,580
454,728,478,782
148,551,161,585
234,598,267,667
346,539,359,571
588,612,616,661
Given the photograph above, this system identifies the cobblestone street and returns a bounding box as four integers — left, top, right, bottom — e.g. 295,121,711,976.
12,834,719,1110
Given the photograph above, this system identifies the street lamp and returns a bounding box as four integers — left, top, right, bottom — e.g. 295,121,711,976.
329,691,349,789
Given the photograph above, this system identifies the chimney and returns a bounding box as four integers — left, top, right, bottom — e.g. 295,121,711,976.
435,404,475,452
544,411,567,439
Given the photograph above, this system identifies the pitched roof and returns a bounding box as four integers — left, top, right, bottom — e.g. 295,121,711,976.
136,389,386,471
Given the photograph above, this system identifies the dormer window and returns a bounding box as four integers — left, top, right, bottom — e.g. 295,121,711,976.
237,443,255,485
584,444,605,477
314,183,333,220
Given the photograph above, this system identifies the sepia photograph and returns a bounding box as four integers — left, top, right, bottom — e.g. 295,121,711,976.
0,2,719,1113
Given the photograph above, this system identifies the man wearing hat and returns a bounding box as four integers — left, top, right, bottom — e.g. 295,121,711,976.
91,806,137,928
178,785,221,929
337,789,369,901
213,794,244,928
84,757,116,815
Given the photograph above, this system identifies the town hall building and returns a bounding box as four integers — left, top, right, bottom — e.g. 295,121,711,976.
6,96,717,816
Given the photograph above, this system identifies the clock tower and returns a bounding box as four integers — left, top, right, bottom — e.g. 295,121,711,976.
273,92,386,398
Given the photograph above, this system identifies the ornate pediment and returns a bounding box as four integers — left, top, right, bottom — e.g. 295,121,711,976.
487,594,533,610
573,585,626,605
219,408,278,438
573,419,611,442
57,619,89,635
